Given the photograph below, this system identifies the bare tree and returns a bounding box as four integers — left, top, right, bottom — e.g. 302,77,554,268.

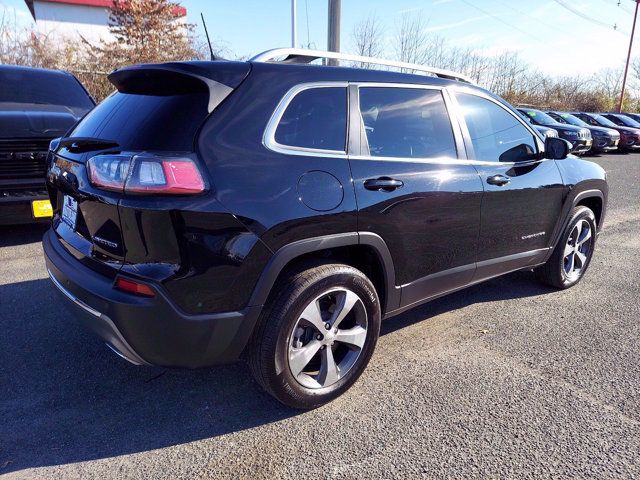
594,67,624,109
393,13,430,69
351,13,385,61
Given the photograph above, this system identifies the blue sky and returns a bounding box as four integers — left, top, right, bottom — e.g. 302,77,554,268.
1,0,637,75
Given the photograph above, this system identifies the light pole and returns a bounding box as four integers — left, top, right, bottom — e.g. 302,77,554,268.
618,0,640,112
327,0,341,65
291,0,297,48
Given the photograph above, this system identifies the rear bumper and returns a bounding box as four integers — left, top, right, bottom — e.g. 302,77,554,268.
0,187,49,225
43,228,262,368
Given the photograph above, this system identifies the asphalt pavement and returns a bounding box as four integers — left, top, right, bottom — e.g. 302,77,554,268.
1,153,639,479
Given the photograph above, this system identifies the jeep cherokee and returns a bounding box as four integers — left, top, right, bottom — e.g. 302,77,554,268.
43,49,607,409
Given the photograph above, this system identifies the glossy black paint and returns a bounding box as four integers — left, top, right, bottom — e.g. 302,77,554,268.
44,59,608,367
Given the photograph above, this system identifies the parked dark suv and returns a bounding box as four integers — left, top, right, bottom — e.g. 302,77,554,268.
517,107,592,154
43,49,607,408
0,65,94,224
547,111,619,154
573,112,640,151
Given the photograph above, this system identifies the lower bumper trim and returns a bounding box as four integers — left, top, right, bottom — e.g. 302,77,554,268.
48,268,151,366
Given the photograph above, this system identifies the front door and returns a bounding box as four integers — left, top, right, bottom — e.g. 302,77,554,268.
453,90,566,279
349,84,484,311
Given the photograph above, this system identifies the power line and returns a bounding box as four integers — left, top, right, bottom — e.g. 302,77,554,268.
494,0,566,35
613,0,634,14
596,0,634,14
457,0,552,46
551,0,628,34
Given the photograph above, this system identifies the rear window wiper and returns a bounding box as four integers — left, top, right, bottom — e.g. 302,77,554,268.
58,137,120,153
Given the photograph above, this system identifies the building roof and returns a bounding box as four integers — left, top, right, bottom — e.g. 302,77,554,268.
23,0,187,20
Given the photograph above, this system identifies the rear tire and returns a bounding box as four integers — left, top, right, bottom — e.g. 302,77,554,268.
248,262,381,409
535,206,597,289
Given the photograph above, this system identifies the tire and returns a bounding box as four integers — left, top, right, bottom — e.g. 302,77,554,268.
248,262,381,409
535,206,597,289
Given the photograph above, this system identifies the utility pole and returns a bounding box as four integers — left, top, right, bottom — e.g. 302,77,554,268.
291,0,297,48
618,0,639,112
327,0,341,66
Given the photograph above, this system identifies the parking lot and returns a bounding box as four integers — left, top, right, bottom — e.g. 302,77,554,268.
0,152,638,479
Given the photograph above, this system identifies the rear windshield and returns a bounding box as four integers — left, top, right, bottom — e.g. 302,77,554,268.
0,68,93,111
69,92,209,151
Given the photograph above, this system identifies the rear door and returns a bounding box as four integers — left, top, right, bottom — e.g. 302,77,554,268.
348,83,484,310
452,89,566,278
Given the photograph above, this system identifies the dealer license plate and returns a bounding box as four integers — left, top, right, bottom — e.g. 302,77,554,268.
61,195,78,229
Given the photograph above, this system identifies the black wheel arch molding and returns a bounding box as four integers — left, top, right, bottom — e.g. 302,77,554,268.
548,186,607,256
246,231,401,315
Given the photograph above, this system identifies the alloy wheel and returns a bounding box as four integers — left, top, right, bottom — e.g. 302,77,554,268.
287,288,368,389
563,219,593,281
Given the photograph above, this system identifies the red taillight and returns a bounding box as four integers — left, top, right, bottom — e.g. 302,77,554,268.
87,155,205,195
86,154,130,192
114,277,156,297
125,158,205,194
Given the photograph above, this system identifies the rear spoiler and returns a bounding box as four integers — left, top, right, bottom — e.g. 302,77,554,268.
108,61,251,113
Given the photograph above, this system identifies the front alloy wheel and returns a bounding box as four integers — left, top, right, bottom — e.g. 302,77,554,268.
563,219,593,282
536,205,597,289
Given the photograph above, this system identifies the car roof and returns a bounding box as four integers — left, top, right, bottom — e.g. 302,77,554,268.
0,64,74,78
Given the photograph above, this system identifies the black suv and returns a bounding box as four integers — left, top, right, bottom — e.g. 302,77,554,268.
517,107,592,154
547,111,619,154
0,65,94,224
43,50,607,408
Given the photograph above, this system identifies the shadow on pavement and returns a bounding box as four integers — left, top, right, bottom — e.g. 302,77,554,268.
0,278,298,474
0,222,554,473
0,223,49,248
381,269,553,336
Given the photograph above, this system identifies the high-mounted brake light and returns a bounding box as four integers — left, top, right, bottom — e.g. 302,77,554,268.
114,277,156,297
87,155,205,195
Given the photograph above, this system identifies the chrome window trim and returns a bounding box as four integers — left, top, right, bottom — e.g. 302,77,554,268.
348,154,518,167
352,82,445,90
262,81,349,158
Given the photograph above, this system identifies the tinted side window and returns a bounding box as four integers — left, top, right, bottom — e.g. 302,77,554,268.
457,93,537,163
274,87,347,151
359,87,456,159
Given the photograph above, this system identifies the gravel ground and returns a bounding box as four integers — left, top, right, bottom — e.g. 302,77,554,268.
1,153,639,479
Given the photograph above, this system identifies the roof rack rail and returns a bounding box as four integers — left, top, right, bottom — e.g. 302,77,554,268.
249,48,474,84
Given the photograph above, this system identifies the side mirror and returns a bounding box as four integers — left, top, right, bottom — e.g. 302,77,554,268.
544,137,571,159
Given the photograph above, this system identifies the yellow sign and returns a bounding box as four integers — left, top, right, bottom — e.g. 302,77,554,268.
32,199,53,218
